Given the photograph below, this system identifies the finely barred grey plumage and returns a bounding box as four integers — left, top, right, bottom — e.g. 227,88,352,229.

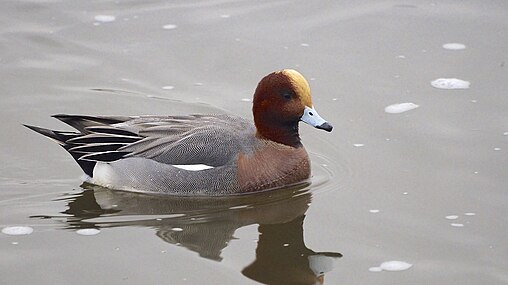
25,114,274,195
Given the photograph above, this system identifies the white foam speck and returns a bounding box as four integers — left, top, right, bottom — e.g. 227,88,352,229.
445,215,459,220
370,261,412,272
403,192,408,195
494,147,501,151
162,24,177,30
194,82,203,86
450,223,464,227
301,43,310,47
431,78,470,89
2,226,33,236
11,242,19,245
220,14,231,18
380,261,412,271
353,144,365,147
369,209,380,213
464,212,476,216
443,43,466,50
94,15,116,23
332,98,338,101
241,98,251,102
283,243,290,247
172,227,183,232
162,86,174,90
76,228,100,236
384,102,419,114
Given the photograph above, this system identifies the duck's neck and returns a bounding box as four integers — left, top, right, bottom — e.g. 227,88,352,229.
255,118,302,148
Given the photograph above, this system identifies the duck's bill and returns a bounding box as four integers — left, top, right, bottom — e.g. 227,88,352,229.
301,106,333,132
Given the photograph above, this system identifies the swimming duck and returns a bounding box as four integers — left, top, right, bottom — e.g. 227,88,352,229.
25,69,332,195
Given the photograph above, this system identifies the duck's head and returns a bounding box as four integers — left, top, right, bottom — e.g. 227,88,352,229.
253,69,333,146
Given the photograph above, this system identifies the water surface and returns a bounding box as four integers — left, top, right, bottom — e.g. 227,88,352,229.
1,1,507,284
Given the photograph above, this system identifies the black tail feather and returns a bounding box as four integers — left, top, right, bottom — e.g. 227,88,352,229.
52,114,129,133
23,124,96,176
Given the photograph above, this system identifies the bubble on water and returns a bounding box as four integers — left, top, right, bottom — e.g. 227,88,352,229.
464,212,476,216
162,86,174,90
76,228,100,236
94,15,116,23
445,215,459,220
369,209,380,213
162,24,177,30
301,43,310,47
503,132,508,136
353,144,365,147
370,261,412,272
2,226,34,236
220,14,231,18
442,43,466,50
431,78,470,89
172,227,183,232
384,102,419,114
494,147,501,151
380,261,413,271
194,82,203,86
450,223,464,227
397,55,406,59
241,98,251,102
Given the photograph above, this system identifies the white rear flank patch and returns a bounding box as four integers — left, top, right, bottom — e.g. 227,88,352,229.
172,164,215,171
92,162,116,187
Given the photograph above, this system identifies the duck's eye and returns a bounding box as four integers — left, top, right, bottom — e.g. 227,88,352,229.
280,90,293,100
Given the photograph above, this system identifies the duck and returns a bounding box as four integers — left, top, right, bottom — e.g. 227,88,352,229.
25,69,333,195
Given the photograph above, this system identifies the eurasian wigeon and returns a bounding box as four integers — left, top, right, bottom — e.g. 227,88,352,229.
25,69,332,195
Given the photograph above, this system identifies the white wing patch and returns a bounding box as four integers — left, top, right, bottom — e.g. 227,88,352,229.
172,164,215,171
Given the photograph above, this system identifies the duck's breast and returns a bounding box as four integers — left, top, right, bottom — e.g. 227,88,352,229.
236,141,310,193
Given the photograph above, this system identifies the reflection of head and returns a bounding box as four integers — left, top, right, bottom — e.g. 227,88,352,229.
242,215,342,285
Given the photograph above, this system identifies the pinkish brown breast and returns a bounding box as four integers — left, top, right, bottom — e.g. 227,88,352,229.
236,140,310,193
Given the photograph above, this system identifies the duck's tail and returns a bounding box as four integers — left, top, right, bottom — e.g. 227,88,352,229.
23,124,97,177
24,114,141,178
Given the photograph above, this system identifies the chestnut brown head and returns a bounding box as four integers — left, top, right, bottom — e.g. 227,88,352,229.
252,69,332,146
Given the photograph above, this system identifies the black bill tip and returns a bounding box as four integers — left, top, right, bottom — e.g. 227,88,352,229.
316,122,333,132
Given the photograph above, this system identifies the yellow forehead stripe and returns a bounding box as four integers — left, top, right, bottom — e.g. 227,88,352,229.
279,69,313,107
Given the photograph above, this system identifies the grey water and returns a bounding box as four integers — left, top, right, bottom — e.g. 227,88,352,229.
1,1,507,284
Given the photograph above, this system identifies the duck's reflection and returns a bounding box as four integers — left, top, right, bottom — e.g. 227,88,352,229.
44,184,341,284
